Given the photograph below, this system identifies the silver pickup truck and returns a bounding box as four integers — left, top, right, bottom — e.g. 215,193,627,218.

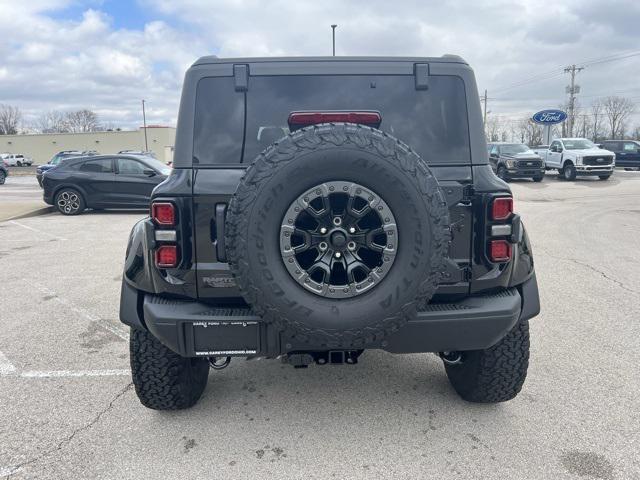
534,138,615,181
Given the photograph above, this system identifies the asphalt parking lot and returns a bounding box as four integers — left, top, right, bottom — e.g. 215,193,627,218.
1,172,639,479
0,176,50,222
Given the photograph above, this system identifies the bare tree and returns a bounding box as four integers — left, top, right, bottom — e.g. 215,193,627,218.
485,116,501,142
591,101,605,142
603,96,635,139
574,114,592,140
36,110,69,133
64,109,100,133
0,104,22,135
518,117,543,146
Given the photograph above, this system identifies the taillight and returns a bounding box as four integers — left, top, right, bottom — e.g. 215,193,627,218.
489,240,512,262
491,197,513,220
487,196,514,263
155,245,179,268
151,202,175,226
288,111,382,131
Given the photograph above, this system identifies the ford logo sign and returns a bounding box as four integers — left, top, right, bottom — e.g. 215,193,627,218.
532,109,567,125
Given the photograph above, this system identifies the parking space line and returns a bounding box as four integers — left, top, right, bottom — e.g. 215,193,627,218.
8,220,68,241
0,349,130,378
20,369,130,378
32,283,129,341
0,351,16,375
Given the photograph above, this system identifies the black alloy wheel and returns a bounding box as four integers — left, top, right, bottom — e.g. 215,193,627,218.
280,181,398,299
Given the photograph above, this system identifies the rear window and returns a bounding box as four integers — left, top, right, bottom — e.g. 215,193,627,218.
79,159,113,173
193,74,470,166
193,76,245,165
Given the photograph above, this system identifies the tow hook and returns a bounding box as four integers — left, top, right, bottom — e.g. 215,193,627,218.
209,356,231,370
439,351,463,365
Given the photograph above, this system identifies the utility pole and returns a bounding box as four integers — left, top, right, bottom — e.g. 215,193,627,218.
564,65,584,137
331,24,337,56
480,89,488,125
141,99,148,151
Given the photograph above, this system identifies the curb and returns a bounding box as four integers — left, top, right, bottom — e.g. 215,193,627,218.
4,206,55,222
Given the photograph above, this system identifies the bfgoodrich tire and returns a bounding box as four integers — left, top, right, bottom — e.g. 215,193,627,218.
130,328,209,410
444,319,530,403
226,123,450,348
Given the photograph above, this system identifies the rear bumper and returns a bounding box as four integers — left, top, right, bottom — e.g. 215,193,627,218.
120,273,540,357
43,188,54,205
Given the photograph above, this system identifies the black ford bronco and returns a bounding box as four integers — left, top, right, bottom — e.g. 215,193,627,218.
120,56,540,410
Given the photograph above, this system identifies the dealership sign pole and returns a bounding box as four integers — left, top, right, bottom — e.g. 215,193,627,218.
532,109,567,145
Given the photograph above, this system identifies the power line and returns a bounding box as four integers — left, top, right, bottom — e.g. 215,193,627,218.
578,51,640,68
490,49,640,95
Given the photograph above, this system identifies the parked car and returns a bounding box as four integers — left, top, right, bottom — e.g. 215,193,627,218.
0,153,33,166
119,55,540,410
599,140,640,170
0,163,7,184
538,138,615,180
118,150,157,159
42,154,171,215
36,150,96,187
487,142,545,182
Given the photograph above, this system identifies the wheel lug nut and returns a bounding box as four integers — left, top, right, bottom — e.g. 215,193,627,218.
319,227,327,234
348,227,356,234
319,242,328,251
347,241,356,251
333,217,342,226
335,252,342,258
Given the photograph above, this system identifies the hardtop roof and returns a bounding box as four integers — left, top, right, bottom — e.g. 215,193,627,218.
192,55,467,67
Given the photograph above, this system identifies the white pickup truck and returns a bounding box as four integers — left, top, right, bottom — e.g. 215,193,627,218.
535,138,615,181
0,153,33,167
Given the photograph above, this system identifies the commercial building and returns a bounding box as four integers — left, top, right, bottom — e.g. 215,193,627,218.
0,126,176,165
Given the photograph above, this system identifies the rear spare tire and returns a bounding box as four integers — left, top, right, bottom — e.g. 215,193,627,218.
226,123,450,348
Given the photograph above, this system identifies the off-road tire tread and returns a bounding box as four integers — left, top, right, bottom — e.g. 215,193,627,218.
130,328,209,410
226,123,450,348
445,319,530,403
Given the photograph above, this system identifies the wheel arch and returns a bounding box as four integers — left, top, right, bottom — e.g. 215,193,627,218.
52,183,89,206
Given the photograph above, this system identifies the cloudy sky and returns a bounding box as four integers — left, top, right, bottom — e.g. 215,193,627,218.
1,0,639,131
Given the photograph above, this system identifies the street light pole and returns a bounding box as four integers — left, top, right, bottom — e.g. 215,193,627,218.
141,99,148,152
331,24,337,56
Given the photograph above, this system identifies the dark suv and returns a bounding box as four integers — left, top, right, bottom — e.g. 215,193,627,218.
119,56,540,410
0,162,7,185
599,140,640,170
488,143,545,182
